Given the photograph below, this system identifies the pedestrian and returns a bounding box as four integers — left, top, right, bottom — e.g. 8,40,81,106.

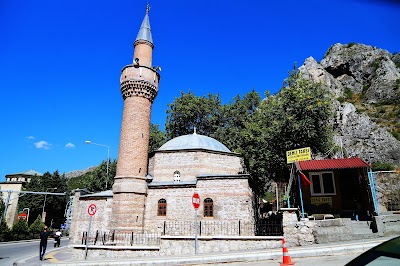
54,229,62,247
39,226,50,261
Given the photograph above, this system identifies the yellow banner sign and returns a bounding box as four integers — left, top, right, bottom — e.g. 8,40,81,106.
311,197,332,206
286,147,311,164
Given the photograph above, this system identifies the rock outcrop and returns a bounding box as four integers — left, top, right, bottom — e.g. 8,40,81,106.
299,43,400,166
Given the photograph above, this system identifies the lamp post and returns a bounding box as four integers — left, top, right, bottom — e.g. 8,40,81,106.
85,140,110,189
42,187,57,223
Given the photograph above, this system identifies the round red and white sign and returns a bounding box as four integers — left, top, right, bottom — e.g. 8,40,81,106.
88,203,97,216
192,192,200,209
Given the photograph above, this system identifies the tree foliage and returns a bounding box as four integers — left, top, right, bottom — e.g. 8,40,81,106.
0,220,10,241
67,160,117,192
11,219,29,239
149,123,166,153
166,91,224,139
242,69,335,193
164,68,335,196
28,214,45,236
18,171,68,228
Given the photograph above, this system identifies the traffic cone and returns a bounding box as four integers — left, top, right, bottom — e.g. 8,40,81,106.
280,238,294,265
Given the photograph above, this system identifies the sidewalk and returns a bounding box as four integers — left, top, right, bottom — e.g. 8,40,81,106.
14,236,397,266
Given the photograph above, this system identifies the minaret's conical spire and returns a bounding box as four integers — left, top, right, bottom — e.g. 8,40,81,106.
134,4,153,46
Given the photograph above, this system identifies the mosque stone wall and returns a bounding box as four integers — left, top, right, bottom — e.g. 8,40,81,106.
144,178,255,234
69,191,113,245
148,151,244,182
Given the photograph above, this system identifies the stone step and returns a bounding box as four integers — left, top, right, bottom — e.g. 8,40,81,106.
350,221,374,234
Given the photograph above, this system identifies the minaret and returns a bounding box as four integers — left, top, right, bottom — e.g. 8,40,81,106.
112,5,160,231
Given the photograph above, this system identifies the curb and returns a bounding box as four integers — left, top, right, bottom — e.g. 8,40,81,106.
47,239,388,266
13,246,68,266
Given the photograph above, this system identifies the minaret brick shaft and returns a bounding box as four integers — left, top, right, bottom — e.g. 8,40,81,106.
112,6,160,231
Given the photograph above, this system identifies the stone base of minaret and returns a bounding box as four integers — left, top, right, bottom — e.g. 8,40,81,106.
111,177,147,231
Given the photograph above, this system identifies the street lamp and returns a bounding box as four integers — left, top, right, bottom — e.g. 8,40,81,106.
42,187,57,223
85,140,110,190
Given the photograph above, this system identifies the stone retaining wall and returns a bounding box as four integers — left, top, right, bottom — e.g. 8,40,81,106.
71,236,282,260
374,213,400,236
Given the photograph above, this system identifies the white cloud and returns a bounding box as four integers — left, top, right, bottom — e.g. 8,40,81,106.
65,143,75,149
34,141,51,150
27,136,35,140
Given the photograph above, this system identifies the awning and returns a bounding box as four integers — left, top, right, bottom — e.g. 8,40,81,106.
296,158,370,171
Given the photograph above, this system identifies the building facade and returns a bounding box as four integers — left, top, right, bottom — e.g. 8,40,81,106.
0,170,41,226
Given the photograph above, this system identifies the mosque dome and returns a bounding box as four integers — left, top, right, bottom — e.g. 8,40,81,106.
158,133,231,153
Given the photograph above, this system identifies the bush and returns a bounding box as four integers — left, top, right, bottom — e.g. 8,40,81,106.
11,220,29,240
28,215,45,238
0,221,11,241
347,42,356,48
371,161,395,171
337,96,345,103
344,87,354,100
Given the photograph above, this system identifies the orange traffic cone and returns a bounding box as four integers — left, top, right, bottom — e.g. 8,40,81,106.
280,238,294,265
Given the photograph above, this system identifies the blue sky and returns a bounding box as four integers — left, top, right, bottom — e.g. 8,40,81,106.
0,0,399,181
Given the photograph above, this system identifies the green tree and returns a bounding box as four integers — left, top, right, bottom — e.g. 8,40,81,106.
28,214,45,238
149,123,166,153
0,220,11,241
215,89,262,152
166,91,224,139
67,160,117,192
0,198,4,222
18,171,68,228
163,68,335,196
11,219,29,240
242,68,335,193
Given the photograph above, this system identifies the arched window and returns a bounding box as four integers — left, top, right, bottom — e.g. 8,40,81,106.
158,199,167,216
173,171,180,182
203,198,213,217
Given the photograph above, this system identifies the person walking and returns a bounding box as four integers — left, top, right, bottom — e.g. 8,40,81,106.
39,226,50,261
54,229,62,247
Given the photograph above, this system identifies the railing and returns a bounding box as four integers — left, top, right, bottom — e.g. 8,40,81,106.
81,230,160,246
80,220,282,247
162,219,282,236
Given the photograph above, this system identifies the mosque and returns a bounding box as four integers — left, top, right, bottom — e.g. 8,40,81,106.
69,6,256,247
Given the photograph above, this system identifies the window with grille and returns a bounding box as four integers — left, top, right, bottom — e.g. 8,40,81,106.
310,172,336,195
158,199,167,216
173,171,180,181
203,198,213,217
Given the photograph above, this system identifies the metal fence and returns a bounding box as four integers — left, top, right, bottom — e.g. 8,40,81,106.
162,219,282,236
368,170,400,214
81,230,160,246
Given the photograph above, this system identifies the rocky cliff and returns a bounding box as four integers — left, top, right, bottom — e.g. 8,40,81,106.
299,43,400,166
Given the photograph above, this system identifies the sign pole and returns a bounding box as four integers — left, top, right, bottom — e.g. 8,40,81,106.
85,203,97,260
195,209,198,255
192,192,200,255
84,215,92,260
297,173,305,219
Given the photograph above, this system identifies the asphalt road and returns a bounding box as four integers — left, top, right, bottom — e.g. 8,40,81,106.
0,238,69,266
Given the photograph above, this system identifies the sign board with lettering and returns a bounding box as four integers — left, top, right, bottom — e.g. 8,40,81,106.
286,147,311,164
311,197,333,206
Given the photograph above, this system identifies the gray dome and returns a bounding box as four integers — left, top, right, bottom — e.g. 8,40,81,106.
158,133,231,153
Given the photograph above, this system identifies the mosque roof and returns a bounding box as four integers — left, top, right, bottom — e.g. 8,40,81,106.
158,132,231,153
6,169,42,176
135,5,153,45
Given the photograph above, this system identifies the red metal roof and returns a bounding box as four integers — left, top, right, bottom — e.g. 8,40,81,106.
297,158,370,171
